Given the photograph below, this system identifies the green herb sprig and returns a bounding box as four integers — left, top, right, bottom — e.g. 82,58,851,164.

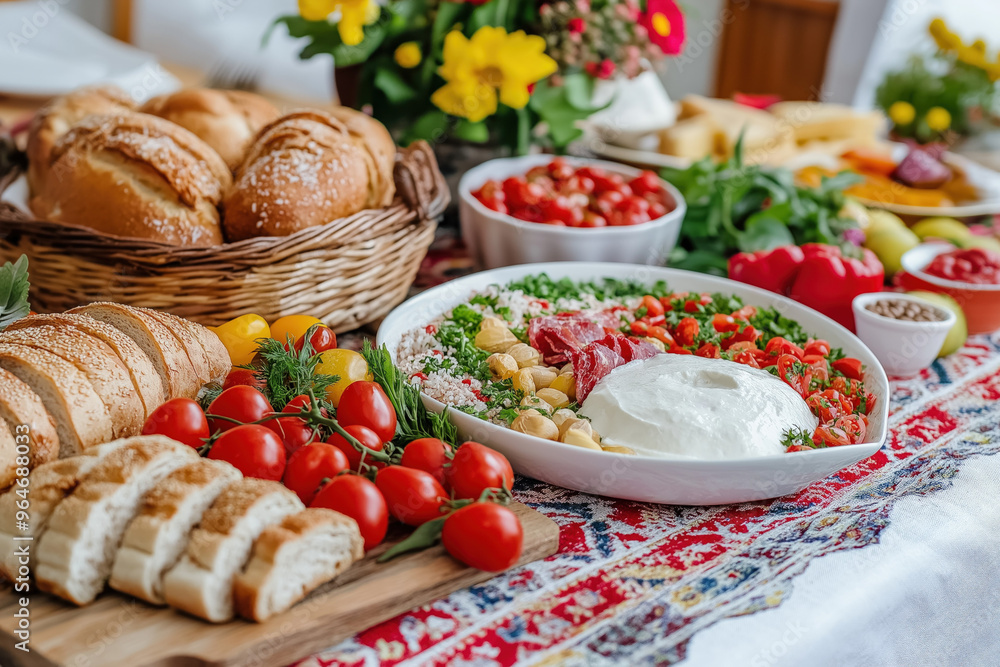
0,255,30,331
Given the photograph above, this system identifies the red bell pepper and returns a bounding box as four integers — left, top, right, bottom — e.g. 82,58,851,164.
727,245,805,295
728,243,884,330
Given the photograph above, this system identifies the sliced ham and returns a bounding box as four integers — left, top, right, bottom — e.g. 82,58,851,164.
571,334,661,401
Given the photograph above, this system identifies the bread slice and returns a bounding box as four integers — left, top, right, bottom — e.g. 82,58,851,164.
5,313,166,419
0,344,113,457
0,327,144,438
233,508,363,622
0,421,15,491
35,436,198,605
109,458,241,605
0,439,130,582
139,309,214,385
68,302,200,399
0,367,59,468
162,478,303,622
155,311,231,384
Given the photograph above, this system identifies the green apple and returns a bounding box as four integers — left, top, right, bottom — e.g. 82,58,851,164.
865,226,921,276
911,217,972,244
906,291,968,357
865,209,908,237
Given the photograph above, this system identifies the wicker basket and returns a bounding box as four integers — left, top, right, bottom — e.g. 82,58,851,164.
0,141,448,332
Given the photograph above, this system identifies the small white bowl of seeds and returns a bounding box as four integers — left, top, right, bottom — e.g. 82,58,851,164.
852,292,956,377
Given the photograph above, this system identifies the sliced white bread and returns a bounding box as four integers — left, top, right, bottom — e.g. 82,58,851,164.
68,302,201,399
35,436,198,605
0,421,15,491
0,327,144,438
162,478,303,622
0,367,59,469
5,313,167,419
155,311,231,384
109,458,242,605
140,309,214,386
0,344,113,457
0,439,130,581
233,508,364,622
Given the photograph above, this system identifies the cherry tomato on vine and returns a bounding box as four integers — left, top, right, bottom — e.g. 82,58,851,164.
284,443,350,505
337,381,397,443
222,368,265,392
207,385,273,434
311,475,388,551
283,394,328,419
447,442,514,500
442,503,524,572
266,416,318,457
293,325,338,355
208,424,286,481
375,465,448,526
400,438,451,487
327,424,385,472
141,398,209,449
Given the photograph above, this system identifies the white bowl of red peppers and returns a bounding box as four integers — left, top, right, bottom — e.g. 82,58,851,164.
459,155,686,269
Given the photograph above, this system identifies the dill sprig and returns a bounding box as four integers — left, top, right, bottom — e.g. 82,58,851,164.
253,330,338,409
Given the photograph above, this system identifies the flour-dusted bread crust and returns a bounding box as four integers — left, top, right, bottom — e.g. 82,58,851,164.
141,89,280,170
35,436,198,605
5,313,167,418
0,344,113,457
68,302,201,399
324,106,396,208
110,458,241,605
0,366,59,468
153,311,231,384
162,478,303,622
137,308,214,386
0,326,144,438
0,422,15,492
0,440,129,582
234,508,363,622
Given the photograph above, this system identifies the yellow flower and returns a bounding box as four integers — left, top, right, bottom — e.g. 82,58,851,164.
298,0,377,47
888,101,916,126
299,0,336,21
928,17,948,38
394,42,422,69
431,26,558,122
957,46,987,69
926,106,952,132
987,62,1000,82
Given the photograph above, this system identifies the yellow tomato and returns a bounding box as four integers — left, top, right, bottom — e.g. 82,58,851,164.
270,315,324,347
212,314,270,366
315,349,372,406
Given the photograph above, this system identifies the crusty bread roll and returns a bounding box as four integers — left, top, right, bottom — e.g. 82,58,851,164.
26,85,136,200
35,436,198,605
0,366,59,468
0,326,145,439
5,313,167,418
30,113,231,246
141,89,280,171
234,508,363,622
163,478,303,622
0,439,130,581
110,458,242,605
222,109,395,241
0,344,113,457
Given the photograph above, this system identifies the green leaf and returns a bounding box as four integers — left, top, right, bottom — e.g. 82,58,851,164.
377,516,447,562
401,110,450,145
738,214,796,252
453,119,490,143
374,68,417,103
562,72,597,111
528,78,602,149
0,255,30,331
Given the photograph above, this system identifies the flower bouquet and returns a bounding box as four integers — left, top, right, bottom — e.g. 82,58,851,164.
876,18,999,145
271,0,686,154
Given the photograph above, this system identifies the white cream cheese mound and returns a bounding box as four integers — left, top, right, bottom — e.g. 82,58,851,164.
582,354,818,460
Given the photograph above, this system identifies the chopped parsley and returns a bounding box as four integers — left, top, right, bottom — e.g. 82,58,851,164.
505,274,669,302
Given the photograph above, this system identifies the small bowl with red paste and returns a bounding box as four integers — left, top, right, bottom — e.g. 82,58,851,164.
459,156,685,268
899,242,1000,334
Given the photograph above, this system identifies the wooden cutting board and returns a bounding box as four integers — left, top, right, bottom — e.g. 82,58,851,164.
0,503,558,667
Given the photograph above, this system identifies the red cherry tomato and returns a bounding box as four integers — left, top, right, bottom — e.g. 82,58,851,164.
442,503,524,572
375,465,448,526
640,294,665,317
447,442,514,500
266,416,318,457
222,369,265,392
294,325,337,355
311,475,388,551
337,381,397,443
400,438,452,487
695,342,721,358
812,425,852,448
283,394,328,419
207,385,273,434
208,424,286,481
832,357,864,381
326,424,385,472
283,443,350,505
803,339,831,357
712,313,739,333
628,170,662,196
674,317,700,348
141,398,209,449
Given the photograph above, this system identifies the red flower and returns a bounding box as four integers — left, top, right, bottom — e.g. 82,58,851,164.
641,0,685,56
584,59,616,80
568,17,586,34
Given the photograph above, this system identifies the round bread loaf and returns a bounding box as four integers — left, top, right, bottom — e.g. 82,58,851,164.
30,113,232,246
26,85,137,200
140,89,280,170
222,109,396,241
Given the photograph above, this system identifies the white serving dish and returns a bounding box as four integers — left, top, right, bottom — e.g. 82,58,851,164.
852,292,955,377
378,262,890,506
458,155,685,269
